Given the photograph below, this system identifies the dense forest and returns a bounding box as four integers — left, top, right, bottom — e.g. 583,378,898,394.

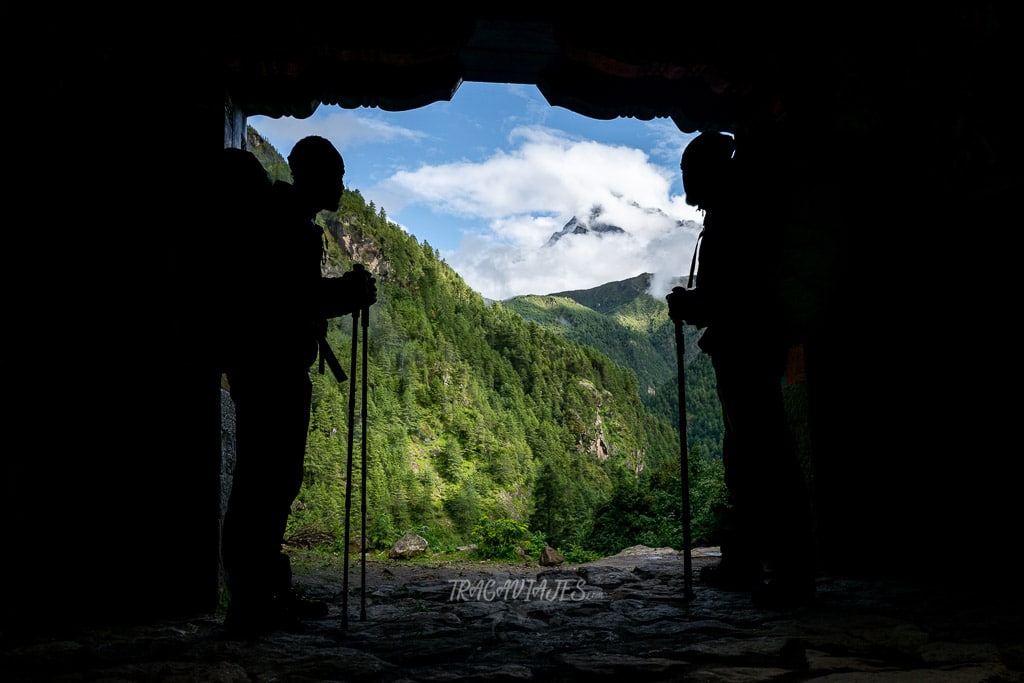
503,280,724,465
243,127,730,560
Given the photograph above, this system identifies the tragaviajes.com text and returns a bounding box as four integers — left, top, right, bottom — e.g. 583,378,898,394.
448,578,602,602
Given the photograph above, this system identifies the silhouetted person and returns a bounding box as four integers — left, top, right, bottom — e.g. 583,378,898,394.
667,130,814,607
220,137,377,638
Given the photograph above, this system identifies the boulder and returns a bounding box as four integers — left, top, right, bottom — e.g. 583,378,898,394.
389,532,428,559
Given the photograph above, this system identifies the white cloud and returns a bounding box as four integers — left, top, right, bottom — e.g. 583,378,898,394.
384,125,705,300
250,109,426,156
253,110,705,302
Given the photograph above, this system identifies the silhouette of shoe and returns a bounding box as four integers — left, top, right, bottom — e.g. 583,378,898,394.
277,590,329,620
222,588,331,640
223,599,305,640
699,562,758,591
751,571,816,609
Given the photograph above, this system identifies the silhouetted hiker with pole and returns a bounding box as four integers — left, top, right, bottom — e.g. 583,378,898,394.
666,130,814,608
220,136,377,639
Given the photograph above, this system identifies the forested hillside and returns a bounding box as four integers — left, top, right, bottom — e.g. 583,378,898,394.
503,276,724,463
243,128,728,557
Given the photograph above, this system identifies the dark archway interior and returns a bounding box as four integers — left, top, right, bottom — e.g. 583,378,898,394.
8,9,1020,628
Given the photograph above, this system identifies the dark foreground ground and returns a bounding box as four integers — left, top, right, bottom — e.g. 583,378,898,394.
2,546,1022,682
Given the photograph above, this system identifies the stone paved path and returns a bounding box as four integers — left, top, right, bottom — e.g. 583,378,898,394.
3,546,1022,681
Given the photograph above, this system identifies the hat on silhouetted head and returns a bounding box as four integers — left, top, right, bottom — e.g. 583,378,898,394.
680,131,735,209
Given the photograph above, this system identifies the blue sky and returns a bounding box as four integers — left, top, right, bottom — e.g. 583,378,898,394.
249,82,703,301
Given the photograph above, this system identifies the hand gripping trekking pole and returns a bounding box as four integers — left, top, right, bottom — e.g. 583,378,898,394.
674,317,695,600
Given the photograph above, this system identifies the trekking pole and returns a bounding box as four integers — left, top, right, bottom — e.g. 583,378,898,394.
359,300,369,621
341,307,360,632
674,317,695,600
